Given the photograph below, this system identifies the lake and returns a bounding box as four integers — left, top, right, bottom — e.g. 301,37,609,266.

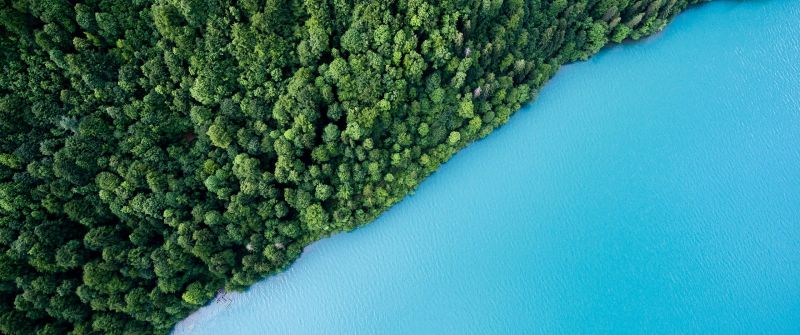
174,1,800,334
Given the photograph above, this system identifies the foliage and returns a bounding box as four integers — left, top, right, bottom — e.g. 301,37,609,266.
0,0,704,333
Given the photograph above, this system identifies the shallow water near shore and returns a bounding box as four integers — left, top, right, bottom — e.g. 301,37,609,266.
174,1,800,333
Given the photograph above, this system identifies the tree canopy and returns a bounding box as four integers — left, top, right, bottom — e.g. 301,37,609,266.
0,0,704,333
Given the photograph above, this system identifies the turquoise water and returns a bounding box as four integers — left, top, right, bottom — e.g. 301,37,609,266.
174,1,800,334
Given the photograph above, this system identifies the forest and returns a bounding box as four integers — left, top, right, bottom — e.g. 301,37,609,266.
1,0,703,333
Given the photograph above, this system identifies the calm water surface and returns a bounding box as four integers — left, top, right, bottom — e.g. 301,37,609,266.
175,1,800,333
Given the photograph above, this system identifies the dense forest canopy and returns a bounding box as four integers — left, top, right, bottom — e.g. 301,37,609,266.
0,0,704,333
